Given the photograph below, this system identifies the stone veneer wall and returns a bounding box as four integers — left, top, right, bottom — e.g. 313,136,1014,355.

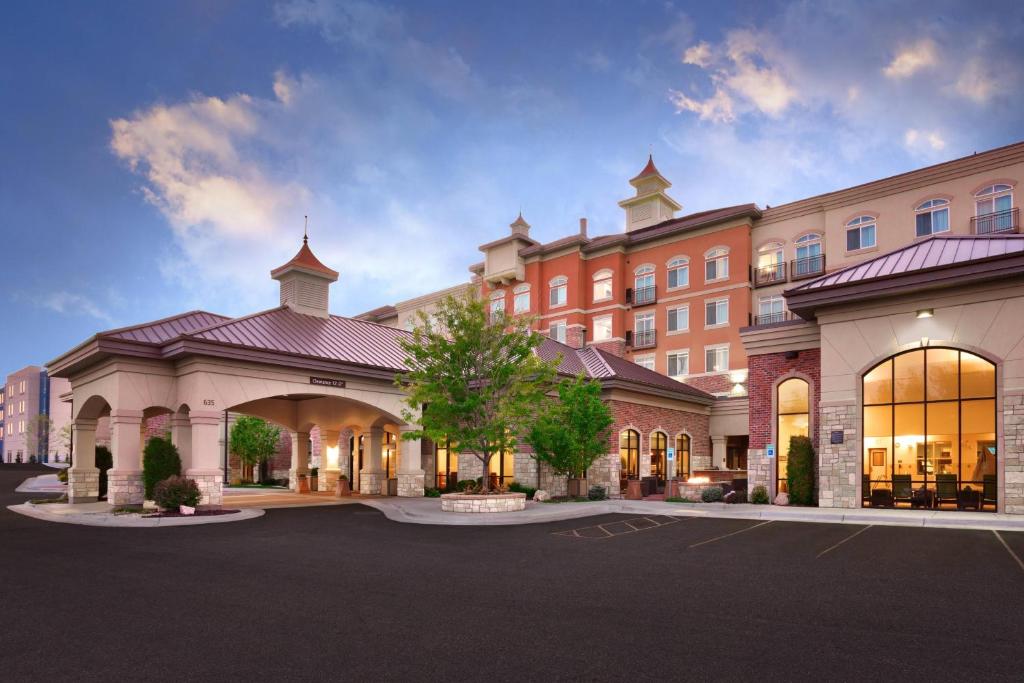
818,402,859,509
1004,391,1024,514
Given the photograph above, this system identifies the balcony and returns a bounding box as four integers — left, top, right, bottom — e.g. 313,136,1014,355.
971,208,1019,235
753,262,787,287
753,311,793,326
632,285,657,306
790,254,826,281
632,329,657,349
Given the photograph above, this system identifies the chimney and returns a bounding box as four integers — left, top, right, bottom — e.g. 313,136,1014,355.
579,217,588,238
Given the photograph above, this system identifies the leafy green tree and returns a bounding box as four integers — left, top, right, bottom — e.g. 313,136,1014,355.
142,436,182,499
397,288,559,492
230,416,282,481
527,374,614,479
786,435,816,505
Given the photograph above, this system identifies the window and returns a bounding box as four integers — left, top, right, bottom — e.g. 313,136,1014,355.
845,215,877,251
650,431,667,485
915,199,950,237
675,434,691,479
634,354,655,371
777,377,810,495
593,315,612,342
667,305,689,333
548,276,567,307
487,447,515,487
974,184,1015,234
633,312,655,348
19,380,26,393
434,438,458,491
863,349,996,510
758,295,785,325
634,265,655,304
667,350,689,378
667,257,689,289
620,430,640,488
704,248,729,281
513,284,530,313
705,345,729,372
593,270,613,302
489,290,505,320
705,298,728,326
19,420,25,434
756,242,785,283
794,233,823,276
548,321,567,343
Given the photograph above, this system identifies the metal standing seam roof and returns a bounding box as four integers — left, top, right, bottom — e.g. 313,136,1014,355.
787,235,1024,293
103,311,232,344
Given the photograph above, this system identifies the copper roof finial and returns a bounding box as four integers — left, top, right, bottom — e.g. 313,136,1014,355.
303,215,309,244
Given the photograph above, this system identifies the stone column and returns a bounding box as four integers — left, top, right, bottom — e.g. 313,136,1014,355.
397,425,425,497
187,411,224,508
68,418,99,504
819,401,858,509
360,426,386,495
108,410,145,507
170,413,193,470
288,430,311,492
711,436,728,470
319,429,341,492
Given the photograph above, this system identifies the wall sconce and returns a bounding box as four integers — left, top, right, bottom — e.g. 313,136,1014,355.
326,445,340,467
916,308,934,319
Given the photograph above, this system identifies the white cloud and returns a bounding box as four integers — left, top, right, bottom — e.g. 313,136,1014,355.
579,50,611,72
904,128,946,152
37,291,116,325
668,87,734,123
883,39,937,79
953,58,997,103
682,42,711,67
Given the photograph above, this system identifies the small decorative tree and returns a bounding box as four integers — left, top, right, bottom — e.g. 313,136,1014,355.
96,446,113,499
397,288,559,493
527,374,613,496
143,436,182,499
229,416,281,483
786,435,816,506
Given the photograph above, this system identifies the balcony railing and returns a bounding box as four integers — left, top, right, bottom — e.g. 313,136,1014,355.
972,207,1019,235
633,285,657,305
632,329,657,349
753,262,787,287
790,254,825,281
753,311,793,326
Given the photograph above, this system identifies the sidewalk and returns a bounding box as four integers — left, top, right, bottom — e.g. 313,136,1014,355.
15,473,66,494
362,496,1024,531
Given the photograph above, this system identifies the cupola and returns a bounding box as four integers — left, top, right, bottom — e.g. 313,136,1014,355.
270,230,339,318
617,154,682,232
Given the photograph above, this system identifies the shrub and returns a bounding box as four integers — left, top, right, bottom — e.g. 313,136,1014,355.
339,474,348,481
153,476,202,510
424,487,441,498
56,468,68,484
508,481,538,499
587,485,607,501
96,446,113,498
456,479,478,492
310,467,319,477
786,435,816,506
701,486,724,503
143,437,182,499
750,485,770,504
29,455,37,464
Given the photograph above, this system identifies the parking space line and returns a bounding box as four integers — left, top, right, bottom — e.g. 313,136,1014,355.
816,525,872,558
993,531,1024,574
688,521,772,549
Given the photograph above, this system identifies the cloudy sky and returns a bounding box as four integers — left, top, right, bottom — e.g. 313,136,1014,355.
1,0,1023,374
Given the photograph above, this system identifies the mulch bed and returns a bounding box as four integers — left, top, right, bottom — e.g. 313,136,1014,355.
143,509,241,518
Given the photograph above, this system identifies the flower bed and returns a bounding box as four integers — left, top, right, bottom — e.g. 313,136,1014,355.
440,492,527,513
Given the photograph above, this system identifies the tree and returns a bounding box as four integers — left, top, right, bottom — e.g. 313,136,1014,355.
786,435,816,506
397,288,559,492
24,414,53,459
230,416,281,482
142,436,182,499
527,374,614,480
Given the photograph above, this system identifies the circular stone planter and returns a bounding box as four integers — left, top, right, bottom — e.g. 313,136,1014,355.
440,492,527,513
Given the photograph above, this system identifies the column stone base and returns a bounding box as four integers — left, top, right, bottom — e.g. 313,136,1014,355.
320,468,341,492
747,448,771,497
107,469,144,507
68,469,99,503
187,469,223,509
397,470,425,497
360,471,386,495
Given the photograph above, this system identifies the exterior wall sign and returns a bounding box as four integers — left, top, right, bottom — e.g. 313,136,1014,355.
667,447,675,461
309,376,346,388
766,443,775,458
830,430,844,445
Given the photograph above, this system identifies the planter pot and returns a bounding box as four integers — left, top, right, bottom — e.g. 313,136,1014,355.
296,475,310,494
179,505,196,516
567,478,588,498
335,479,351,497
625,479,643,500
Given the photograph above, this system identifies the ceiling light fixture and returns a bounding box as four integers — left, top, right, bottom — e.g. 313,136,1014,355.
916,308,934,319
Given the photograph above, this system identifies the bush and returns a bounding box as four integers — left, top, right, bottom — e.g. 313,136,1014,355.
153,476,202,510
143,437,182,499
701,486,724,503
456,479,478,492
96,446,113,498
750,485,770,504
56,468,68,484
587,485,607,501
786,435,816,506
339,474,348,481
508,481,538,499
310,467,319,477
29,455,37,464
424,487,441,498
666,496,696,503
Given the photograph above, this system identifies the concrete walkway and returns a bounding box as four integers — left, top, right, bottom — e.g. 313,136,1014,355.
363,496,1024,531
15,473,66,494
8,501,265,527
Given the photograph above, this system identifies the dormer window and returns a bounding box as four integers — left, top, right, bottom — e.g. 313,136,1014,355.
513,284,530,313
704,248,729,282
548,276,567,307
915,199,950,237
845,215,877,251
593,269,613,302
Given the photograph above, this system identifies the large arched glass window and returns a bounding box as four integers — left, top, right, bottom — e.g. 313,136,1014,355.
620,429,639,490
650,431,667,486
915,198,950,237
863,348,996,510
675,433,691,480
777,378,810,494
435,438,457,491
974,184,1014,234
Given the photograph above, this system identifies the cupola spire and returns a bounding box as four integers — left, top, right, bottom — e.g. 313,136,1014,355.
270,219,339,318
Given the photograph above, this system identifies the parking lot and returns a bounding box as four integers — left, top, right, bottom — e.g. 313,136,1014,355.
2,465,1023,681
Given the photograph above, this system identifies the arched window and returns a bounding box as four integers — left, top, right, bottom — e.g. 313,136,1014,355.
793,233,823,277
675,433,691,479
915,199,950,237
435,438,457,491
548,275,567,307
650,431,667,487
756,242,785,284
489,289,505,320
667,256,689,289
620,429,639,490
634,265,655,305
513,283,531,313
863,349,996,510
704,247,729,282
845,215,877,251
777,377,810,494
593,269,613,302
974,184,1015,234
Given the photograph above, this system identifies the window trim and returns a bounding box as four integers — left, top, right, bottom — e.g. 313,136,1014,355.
666,256,690,291
592,269,614,303
666,349,690,379
592,314,613,342
666,304,689,335
704,343,730,373
704,247,730,283
914,198,951,238
704,296,730,329
844,215,878,253
548,275,568,309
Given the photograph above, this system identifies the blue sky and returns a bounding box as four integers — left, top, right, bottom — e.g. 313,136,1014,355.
1,0,1023,375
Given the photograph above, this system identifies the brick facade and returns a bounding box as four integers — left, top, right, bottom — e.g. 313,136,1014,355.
607,399,711,476
683,373,735,396
747,348,821,450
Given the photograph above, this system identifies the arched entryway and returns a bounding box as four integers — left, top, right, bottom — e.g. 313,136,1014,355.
619,429,639,492
776,377,810,495
862,348,997,511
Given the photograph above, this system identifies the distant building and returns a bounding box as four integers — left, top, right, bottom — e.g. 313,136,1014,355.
2,366,64,463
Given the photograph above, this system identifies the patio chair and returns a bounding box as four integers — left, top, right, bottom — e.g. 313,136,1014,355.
934,474,958,508
892,475,913,506
982,475,997,511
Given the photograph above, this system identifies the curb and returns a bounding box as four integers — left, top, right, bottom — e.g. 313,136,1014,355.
7,503,266,528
